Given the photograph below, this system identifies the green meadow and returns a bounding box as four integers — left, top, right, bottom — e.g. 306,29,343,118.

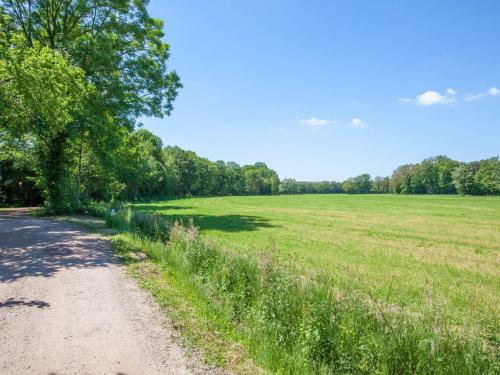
134,194,500,333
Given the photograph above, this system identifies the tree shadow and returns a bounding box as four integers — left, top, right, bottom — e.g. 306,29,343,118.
133,204,193,211
133,204,278,233
161,213,278,232
0,213,119,283
0,297,50,309
48,372,128,375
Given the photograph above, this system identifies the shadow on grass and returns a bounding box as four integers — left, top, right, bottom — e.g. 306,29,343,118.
134,204,278,233
159,213,277,233
134,204,193,211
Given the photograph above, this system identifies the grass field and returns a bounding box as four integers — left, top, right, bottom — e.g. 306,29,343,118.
134,194,500,333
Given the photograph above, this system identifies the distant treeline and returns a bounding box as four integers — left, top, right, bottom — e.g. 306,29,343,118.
1,128,498,207
280,155,499,195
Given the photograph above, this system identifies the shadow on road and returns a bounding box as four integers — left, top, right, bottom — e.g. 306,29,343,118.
0,297,50,309
0,212,119,283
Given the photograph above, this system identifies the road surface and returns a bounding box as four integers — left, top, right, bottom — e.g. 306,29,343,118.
0,209,205,375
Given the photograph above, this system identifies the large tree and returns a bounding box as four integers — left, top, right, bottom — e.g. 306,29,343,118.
0,0,181,210
0,35,89,208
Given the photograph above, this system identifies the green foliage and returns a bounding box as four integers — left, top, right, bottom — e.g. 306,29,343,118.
371,176,391,193
475,157,500,195
452,157,500,196
409,156,459,194
85,202,171,242
280,155,498,197
0,37,89,210
217,257,260,319
242,162,280,195
387,156,498,196
342,174,372,194
0,133,42,206
161,146,280,197
390,164,415,194
279,179,344,194
1,0,181,121
0,0,181,211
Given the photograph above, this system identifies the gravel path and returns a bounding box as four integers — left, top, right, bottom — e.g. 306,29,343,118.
0,210,205,375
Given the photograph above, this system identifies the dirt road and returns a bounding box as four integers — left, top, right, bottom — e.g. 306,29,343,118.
0,210,204,375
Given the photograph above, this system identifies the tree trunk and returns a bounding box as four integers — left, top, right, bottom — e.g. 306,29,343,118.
44,132,68,212
76,136,83,205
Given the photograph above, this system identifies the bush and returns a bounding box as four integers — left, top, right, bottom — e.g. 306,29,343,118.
85,201,170,242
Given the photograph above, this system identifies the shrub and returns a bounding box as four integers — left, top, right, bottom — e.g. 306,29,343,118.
216,257,260,320
84,202,170,242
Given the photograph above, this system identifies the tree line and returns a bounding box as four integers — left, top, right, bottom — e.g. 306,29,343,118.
2,124,498,207
1,127,281,206
279,155,499,196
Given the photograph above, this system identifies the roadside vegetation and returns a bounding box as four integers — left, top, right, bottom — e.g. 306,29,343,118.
80,199,499,374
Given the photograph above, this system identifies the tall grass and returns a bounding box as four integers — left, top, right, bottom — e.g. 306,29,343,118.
88,202,499,374
85,201,170,242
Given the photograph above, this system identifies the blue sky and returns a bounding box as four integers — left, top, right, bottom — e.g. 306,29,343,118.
142,0,500,181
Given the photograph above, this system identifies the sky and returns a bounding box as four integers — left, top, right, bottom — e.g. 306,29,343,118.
142,0,500,181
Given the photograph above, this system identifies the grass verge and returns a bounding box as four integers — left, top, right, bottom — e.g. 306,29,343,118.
71,203,499,374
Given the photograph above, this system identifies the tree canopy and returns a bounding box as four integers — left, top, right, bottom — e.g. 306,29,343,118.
0,0,181,210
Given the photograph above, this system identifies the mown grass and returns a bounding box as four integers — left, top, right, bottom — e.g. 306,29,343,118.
81,198,499,374
133,195,500,334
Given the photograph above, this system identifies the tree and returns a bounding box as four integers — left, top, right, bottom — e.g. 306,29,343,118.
474,157,499,195
343,174,372,194
132,129,169,197
435,156,459,194
0,0,181,210
0,132,42,206
162,146,200,195
390,164,415,194
242,163,279,195
0,37,89,209
452,163,479,195
372,176,390,193
411,158,438,194
279,179,344,194
224,162,245,195
279,178,299,195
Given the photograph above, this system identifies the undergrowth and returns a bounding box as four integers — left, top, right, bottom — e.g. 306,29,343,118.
85,201,499,374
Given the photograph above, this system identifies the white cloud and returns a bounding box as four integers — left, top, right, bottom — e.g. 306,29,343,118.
464,93,485,102
416,90,454,106
300,118,332,127
401,86,499,105
464,86,499,102
349,117,368,128
489,87,499,96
